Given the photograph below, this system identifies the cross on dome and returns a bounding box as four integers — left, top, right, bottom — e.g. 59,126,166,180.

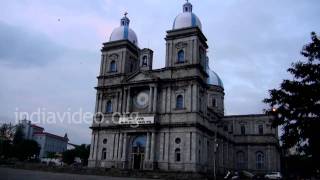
120,12,130,26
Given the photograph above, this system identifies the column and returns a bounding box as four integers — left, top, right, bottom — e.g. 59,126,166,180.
97,94,102,114
166,87,171,112
146,133,150,160
123,89,127,113
153,87,157,113
126,88,130,112
118,91,122,113
121,133,127,161
165,132,170,162
159,132,164,161
100,55,104,75
89,133,95,159
113,133,119,160
103,55,108,75
162,88,166,113
118,133,123,160
150,132,155,161
189,85,192,111
192,85,197,112
148,86,153,112
186,132,191,162
191,132,196,162
267,145,271,170
94,131,99,161
115,92,119,112
94,93,99,113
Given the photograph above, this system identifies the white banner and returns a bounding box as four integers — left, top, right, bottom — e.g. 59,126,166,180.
119,116,154,125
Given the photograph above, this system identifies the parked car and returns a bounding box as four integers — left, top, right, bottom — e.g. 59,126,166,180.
265,172,282,179
229,171,255,180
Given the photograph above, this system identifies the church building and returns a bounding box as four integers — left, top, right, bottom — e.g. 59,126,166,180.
88,1,280,175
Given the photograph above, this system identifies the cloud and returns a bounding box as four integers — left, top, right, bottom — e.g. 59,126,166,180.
0,0,320,144
0,21,64,67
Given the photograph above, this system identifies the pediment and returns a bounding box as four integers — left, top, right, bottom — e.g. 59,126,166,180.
125,71,157,82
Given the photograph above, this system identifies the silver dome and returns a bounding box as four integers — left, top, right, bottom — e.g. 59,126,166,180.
173,1,202,30
207,68,224,88
109,13,138,45
109,26,138,45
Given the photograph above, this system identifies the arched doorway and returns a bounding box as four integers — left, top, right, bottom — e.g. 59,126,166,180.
131,135,146,170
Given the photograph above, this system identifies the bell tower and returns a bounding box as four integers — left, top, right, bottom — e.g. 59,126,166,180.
99,13,139,78
165,1,208,71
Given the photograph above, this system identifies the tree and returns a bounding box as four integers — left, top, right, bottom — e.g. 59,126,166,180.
264,32,320,171
46,152,58,159
0,123,15,141
62,144,90,166
0,123,15,159
62,149,76,165
13,124,24,145
0,139,13,159
74,144,90,166
14,139,40,161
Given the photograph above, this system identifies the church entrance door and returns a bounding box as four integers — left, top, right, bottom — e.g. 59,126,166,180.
131,135,146,170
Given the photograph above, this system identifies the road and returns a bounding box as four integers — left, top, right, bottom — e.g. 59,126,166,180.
0,167,155,180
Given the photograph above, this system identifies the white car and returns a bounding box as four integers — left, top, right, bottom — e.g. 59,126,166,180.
265,172,282,179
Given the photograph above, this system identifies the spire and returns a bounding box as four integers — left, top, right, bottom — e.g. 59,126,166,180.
183,0,193,12
120,12,130,26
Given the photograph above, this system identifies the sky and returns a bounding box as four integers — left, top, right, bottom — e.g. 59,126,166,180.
0,0,319,145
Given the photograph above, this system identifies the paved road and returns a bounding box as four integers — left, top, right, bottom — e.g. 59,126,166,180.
0,167,155,180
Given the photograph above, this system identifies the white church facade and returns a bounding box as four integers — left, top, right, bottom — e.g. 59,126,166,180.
88,1,280,175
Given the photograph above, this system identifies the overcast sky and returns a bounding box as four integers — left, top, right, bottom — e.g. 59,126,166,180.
0,0,319,144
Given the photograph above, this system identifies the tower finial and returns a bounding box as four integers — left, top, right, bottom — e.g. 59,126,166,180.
120,12,130,26
183,0,192,12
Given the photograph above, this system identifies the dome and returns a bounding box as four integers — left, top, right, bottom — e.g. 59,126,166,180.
207,69,224,87
207,68,224,88
205,56,223,88
173,1,202,30
109,13,138,46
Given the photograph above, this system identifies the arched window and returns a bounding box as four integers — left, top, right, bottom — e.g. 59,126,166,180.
237,151,245,169
130,63,134,72
110,61,117,72
132,135,147,154
103,139,107,144
142,56,148,66
241,125,246,135
102,148,107,160
175,138,181,144
256,151,265,169
175,148,181,162
212,98,217,107
106,100,112,113
177,50,185,63
258,125,264,135
176,95,184,109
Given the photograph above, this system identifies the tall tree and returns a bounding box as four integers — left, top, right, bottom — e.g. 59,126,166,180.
13,124,24,145
14,139,40,161
62,144,90,166
0,123,15,141
264,32,320,170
